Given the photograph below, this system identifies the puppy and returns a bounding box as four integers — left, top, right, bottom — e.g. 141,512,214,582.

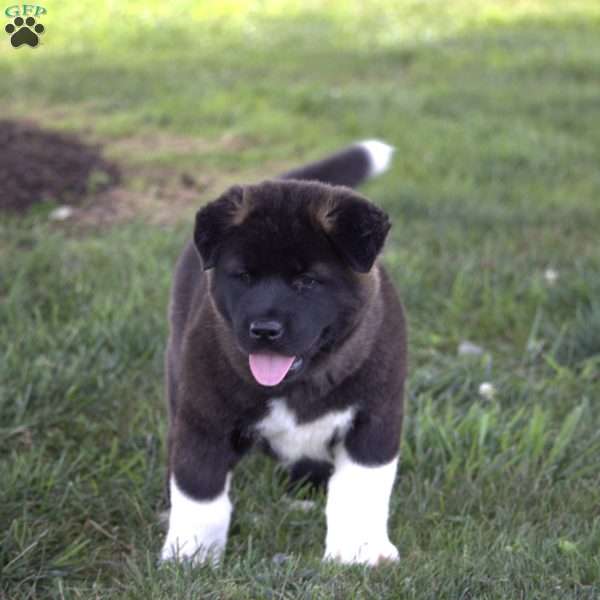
161,141,406,566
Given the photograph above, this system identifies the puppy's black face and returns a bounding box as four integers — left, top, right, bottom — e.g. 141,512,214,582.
212,226,360,385
194,180,390,387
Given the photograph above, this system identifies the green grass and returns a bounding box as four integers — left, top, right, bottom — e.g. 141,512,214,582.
2,1,600,598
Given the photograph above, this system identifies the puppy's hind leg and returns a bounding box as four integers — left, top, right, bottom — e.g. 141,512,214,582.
287,458,333,493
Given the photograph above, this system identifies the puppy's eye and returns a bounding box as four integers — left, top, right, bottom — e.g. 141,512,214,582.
233,271,252,285
294,273,319,291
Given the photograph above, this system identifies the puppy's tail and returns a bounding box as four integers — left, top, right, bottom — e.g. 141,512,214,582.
279,139,394,188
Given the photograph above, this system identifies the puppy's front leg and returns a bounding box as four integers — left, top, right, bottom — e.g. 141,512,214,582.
161,419,236,566
324,417,400,566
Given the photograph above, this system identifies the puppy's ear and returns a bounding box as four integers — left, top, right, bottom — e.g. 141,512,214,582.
322,190,391,273
194,185,246,269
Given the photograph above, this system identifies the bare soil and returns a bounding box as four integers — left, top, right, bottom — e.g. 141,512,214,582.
0,119,120,213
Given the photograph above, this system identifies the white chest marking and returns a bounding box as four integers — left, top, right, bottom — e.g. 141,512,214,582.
255,399,355,465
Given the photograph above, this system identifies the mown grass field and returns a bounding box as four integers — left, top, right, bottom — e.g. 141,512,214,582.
1,1,600,598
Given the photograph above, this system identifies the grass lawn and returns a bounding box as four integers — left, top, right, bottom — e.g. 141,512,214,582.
1,1,600,598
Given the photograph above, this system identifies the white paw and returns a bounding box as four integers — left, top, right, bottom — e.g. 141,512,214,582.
324,451,400,567
159,476,232,567
160,531,225,566
324,538,399,566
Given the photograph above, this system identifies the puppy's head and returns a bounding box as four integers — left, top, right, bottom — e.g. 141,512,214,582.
194,180,390,387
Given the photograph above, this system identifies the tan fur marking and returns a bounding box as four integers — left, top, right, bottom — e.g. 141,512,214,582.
358,262,381,304
230,186,253,226
310,191,338,233
306,263,385,397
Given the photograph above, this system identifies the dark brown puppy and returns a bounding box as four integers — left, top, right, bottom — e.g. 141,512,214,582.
161,141,406,566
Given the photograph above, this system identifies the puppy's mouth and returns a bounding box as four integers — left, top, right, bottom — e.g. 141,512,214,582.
248,353,303,387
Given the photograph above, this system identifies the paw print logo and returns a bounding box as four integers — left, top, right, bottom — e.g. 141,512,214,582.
5,16,45,47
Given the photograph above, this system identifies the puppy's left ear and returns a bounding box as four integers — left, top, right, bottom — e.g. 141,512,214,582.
194,185,245,269
324,190,391,273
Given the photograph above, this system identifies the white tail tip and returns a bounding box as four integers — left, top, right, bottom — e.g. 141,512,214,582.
358,139,395,177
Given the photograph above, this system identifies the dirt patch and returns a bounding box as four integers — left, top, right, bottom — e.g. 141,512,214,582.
0,119,120,213
71,180,211,228
0,116,295,228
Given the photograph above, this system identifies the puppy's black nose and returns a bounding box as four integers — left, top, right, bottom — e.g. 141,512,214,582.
249,320,283,340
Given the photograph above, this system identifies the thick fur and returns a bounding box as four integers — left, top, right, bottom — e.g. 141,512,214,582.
162,141,406,565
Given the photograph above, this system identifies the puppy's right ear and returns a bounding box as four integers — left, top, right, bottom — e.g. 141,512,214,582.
318,188,391,273
194,185,245,269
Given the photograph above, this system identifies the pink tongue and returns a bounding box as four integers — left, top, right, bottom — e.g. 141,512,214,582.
249,353,296,386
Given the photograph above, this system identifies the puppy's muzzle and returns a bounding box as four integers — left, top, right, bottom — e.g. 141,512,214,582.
249,320,284,341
